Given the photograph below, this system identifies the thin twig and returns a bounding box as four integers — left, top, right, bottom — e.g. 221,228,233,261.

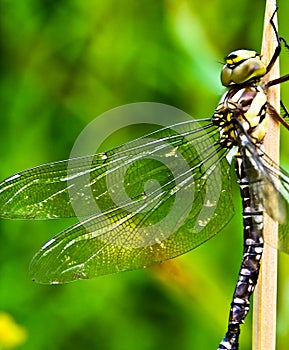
252,1,279,349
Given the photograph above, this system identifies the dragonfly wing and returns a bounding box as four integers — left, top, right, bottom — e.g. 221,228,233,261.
29,154,234,284
260,153,289,253
0,117,235,283
0,157,86,219
0,119,217,219
240,137,289,253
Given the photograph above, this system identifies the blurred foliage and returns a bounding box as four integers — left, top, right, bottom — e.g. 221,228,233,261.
0,0,289,349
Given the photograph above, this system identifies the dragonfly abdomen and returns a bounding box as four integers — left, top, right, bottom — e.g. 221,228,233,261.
218,156,264,350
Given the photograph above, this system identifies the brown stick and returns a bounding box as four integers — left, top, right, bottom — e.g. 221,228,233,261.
252,1,279,349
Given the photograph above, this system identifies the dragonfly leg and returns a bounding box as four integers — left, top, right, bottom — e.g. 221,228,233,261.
281,100,289,119
264,6,289,87
265,6,289,74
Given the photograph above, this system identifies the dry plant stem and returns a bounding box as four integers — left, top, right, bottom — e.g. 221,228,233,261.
252,1,279,349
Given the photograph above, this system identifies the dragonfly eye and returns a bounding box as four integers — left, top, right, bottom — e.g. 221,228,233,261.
221,49,266,87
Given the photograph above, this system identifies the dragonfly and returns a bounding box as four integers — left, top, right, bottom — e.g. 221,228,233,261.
1,8,289,350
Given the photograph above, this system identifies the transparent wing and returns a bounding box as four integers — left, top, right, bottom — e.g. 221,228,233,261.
257,152,289,253
238,131,289,253
0,119,220,219
29,159,233,284
0,118,235,284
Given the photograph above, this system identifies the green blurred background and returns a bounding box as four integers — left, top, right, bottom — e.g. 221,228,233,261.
1,0,289,349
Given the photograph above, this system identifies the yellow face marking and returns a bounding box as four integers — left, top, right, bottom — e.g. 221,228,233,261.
226,50,258,65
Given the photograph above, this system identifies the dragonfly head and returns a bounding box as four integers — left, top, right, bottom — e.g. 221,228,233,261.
221,49,267,87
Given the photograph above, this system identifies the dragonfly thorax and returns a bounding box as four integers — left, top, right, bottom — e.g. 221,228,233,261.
213,85,268,148
221,49,267,86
